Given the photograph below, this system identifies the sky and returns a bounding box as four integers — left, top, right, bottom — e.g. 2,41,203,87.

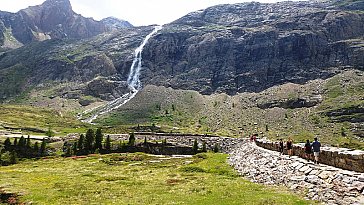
0,0,282,26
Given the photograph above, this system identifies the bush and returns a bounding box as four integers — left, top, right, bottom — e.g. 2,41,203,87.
202,141,207,152
179,166,206,173
192,139,198,154
213,144,219,153
128,133,135,146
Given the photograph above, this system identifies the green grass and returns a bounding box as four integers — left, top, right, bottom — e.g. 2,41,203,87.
0,105,89,135
0,153,312,205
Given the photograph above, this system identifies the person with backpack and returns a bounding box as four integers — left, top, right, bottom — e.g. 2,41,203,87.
311,137,321,164
304,139,312,161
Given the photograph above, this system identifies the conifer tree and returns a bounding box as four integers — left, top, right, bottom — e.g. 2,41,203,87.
105,135,111,153
26,135,31,148
34,142,39,154
18,136,26,148
144,137,147,145
78,134,85,150
72,142,78,155
128,132,135,146
94,128,103,151
4,138,11,151
202,141,207,152
40,140,47,156
13,138,18,146
213,144,219,153
192,139,198,154
85,129,95,153
65,144,72,157
10,150,18,164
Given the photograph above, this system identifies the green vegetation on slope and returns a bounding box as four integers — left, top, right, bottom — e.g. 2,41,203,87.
0,105,89,135
0,153,312,205
96,70,364,150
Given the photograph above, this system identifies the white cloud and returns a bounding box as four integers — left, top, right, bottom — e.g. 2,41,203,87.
1,0,282,26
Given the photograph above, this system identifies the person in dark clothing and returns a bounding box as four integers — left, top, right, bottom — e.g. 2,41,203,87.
304,139,312,161
311,137,321,164
278,139,284,155
286,137,293,157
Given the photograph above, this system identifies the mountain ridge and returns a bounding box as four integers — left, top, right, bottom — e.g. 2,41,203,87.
0,0,132,49
0,0,363,147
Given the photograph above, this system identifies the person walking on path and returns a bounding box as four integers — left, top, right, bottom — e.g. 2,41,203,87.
278,139,284,155
311,137,321,164
304,139,312,161
286,137,293,157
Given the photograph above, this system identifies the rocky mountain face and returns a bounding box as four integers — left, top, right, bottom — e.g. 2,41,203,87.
142,1,364,94
0,0,363,100
101,17,133,30
0,0,132,49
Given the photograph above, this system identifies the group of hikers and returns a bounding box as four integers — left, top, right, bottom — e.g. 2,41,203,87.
278,137,321,164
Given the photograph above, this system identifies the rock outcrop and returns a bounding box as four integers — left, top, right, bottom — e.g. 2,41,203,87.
101,17,133,30
0,0,364,101
142,0,364,94
0,0,131,49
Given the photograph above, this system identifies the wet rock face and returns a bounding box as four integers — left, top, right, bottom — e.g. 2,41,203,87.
142,1,364,94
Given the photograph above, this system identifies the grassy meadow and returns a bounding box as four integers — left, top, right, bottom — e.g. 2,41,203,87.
0,153,313,205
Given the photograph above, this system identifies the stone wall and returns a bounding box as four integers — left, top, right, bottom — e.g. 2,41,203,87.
109,132,244,153
255,139,364,173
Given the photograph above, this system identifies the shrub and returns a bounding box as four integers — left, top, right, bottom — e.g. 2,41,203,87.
202,141,207,152
179,166,206,173
213,144,219,153
128,133,135,146
192,139,198,154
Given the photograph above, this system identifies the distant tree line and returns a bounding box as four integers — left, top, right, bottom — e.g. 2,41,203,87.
0,136,47,166
63,128,113,156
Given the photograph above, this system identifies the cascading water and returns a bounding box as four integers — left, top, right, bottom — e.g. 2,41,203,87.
80,25,162,123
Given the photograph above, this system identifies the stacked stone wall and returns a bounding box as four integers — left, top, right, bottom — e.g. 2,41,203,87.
255,139,364,173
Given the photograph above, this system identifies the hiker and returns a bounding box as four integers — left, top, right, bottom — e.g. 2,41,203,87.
286,137,293,157
304,139,312,161
311,137,321,164
278,139,284,155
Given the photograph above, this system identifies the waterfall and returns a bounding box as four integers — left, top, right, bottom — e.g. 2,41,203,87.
80,25,162,123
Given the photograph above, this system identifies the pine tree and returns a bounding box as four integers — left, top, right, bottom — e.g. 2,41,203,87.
34,142,39,155
13,138,18,146
144,137,147,145
40,140,47,156
128,132,135,146
18,136,26,148
78,134,85,150
72,142,78,155
213,144,219,153
202,141,207,152
26,135,31,148
105,135,111,153
46,127,54,138
94,128,103,151
4,138,11,151
192,139,198,154
65,144,72,157
10,150,18,164
85,129,95,153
